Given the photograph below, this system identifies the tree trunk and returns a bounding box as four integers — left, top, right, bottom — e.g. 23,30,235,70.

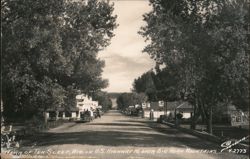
191,102,200,130
44,111,48,124
191,110,200,130
207,106,213,134
191,116,197,129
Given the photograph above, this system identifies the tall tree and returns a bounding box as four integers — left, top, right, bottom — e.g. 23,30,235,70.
140,0,249,133
93,91,112,112
2,0,117,122
117,93,147,110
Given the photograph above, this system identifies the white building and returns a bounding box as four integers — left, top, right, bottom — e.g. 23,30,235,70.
76,94,98,118
45,94,99,121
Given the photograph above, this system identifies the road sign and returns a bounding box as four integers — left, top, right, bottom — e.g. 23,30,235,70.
147,103,150,108
159,101,164,107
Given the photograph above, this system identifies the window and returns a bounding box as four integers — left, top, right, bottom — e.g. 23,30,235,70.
65,111,72,117
49,112,56,117
58,112,63,117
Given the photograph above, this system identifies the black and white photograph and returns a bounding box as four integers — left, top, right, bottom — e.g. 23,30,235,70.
1,0,250,158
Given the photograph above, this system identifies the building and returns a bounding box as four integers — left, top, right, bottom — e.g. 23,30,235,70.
142,101,194,120
46,94,99,121
46,107,79,121
175,102,194,119
219,104,249,126
142,101,165,120
75,94,98,118
165,101,181,116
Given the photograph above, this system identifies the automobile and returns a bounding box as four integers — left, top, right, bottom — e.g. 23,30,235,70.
157,115,168,123
100,110,104,116
79,112,91,122
130,109,138,116
93,111,98,118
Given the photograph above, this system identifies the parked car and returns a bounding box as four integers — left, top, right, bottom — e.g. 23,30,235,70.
79,112,92,122
157,115,168,123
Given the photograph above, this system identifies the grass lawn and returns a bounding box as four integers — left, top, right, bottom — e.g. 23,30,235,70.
180,124,249,145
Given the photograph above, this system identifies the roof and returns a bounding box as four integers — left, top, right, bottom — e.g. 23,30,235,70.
166,101,181,111
227,104,237,111
176,102,193,111
143,101,166,111
46,107,79,112
221,104,237,114
151,102,164,111
143,101,194,112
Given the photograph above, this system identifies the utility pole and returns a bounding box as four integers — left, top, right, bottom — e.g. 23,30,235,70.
247,0,250,113
165,100,168,116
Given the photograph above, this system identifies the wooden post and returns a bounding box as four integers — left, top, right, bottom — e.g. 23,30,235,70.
208,106,213,134
165,101,168,116
44,112,48,124
56,111,59,121
63,112,65,119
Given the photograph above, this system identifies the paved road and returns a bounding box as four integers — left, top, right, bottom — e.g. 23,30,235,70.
2,110,248,159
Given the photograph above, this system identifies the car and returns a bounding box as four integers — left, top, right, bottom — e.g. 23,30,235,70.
79,112,91,122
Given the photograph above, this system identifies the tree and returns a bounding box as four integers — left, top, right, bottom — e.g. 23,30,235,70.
2,0,117,122
140,0,249,133
2,0,67,121
133,71,158,101
93,91,112,112
133,67,182,102
117,93,147,110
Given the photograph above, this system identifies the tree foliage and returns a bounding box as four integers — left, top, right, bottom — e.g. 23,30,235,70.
117,93,148,110
139,0,249,133
93,91,112,112
133,66,182,102
2,0,117,121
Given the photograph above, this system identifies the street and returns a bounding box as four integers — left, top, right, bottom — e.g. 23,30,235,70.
4,110,248,159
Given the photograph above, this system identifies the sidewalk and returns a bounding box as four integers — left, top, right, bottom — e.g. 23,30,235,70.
179,124,249,142
160,120,249,148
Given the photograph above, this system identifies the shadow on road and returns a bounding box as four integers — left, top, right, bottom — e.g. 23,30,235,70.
25,130,220,150
19,111,229,151
87,123,145,127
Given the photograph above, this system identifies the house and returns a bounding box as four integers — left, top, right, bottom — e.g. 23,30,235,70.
165,101,181,117
175,102,194,119
46,94,99,121
75,94,98,118
220,104,249,126
46,107,79,121
142,101,165,120
142,101,194,120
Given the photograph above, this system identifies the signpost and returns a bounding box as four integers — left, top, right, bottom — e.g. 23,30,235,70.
159,101,164,107
97,105,102,109
147,103,150,108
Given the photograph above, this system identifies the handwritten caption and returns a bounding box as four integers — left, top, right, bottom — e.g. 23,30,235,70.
1,147,218,157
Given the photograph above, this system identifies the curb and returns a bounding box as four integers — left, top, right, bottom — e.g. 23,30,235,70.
161,121,249,149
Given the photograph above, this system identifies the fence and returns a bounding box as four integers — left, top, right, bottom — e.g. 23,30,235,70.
16,120,65,136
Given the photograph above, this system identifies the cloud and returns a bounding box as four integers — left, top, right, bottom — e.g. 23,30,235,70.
98,1,155,92
101,53,155,92
103,54,153,75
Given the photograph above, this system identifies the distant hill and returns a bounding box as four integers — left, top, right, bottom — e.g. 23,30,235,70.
108,92,133,98
108,92,122,99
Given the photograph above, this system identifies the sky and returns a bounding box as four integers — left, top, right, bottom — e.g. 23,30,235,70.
98,0,155,93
